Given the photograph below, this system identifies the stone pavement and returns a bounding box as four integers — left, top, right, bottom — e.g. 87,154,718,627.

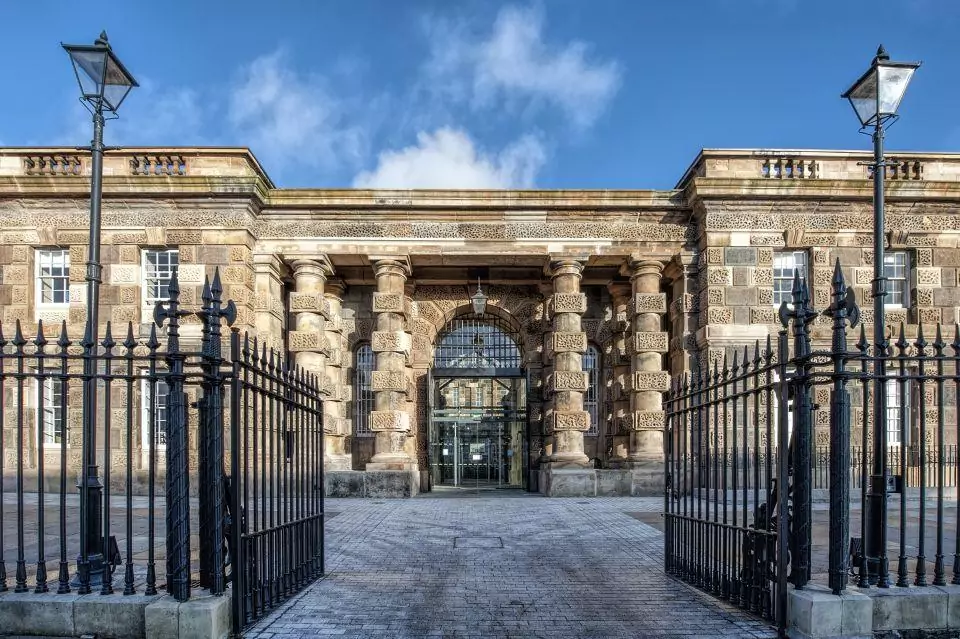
245,490,777,639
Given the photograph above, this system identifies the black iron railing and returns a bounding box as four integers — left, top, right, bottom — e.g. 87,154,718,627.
0,267,324,636
665,259,960,633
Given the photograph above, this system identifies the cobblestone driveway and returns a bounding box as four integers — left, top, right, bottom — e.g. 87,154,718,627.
246,491,775,638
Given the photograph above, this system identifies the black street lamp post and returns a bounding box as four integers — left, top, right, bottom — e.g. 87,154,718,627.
842,45,920,587
62,31,138,592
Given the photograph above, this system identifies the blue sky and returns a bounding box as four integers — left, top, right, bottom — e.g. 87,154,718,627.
2,0,959,189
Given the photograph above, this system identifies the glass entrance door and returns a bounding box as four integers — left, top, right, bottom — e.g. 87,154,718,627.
430,377,526,488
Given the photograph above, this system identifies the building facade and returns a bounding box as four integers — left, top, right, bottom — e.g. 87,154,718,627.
1,147,959,497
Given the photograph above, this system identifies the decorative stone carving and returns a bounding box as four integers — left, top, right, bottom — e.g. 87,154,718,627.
812,268,833,287
919,307,942,325
707,267,732,286
915,288,934,306
371,371,408,392
632,332,669,354
372,292,405,314
629,411,665,431
916,268,941,287
289,292,322,312
707,287,724,306
854,269,873,286
553,293,587,314
371,330,412,354
552,331,587,353
752,268,773,287
707,247,723,264
632,293,667,315
288,331,329,353
632,371,671,392
549,411,590,432
369,410,410,432
550,371,589,392
751,308,778,324
803,234,837,246
750,234,786,247
758,289,773,305
708,307,733,324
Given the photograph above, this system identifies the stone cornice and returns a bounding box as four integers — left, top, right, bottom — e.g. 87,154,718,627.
687,177,960,202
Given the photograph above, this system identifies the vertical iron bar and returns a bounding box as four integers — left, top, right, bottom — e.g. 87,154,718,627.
230,329,244,636
934,325,946,585
123,324,136,595
57,323,71,594
35,322,49,593
14,322,28,593
145,325,160,596
916,325,928,586
952,326,960,585
857,325,871,587
896,325,910,587
775,326,789,628
100,322,115,595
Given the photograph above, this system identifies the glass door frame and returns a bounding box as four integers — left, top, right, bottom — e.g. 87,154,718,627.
428,367,528,491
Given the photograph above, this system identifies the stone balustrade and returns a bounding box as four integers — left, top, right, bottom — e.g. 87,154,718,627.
682,149,960,185
130,154,187,176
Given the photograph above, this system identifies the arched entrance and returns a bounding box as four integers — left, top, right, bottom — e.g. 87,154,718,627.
428,313,528,490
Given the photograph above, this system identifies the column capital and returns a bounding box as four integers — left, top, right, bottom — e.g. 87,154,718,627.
291,257,334,280
371,257,411,279
324,278,347,299
253,253,285,275
549,258,584,279
627,259,665,281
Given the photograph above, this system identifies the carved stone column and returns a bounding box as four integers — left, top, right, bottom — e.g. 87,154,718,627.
367,258,417,472
628,260,669,491
547,259,590,466
323,279,350,470
607,282,632,465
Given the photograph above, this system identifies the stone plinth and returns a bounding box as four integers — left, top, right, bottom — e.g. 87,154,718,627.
539,467,597,497
326,470,420,498
787,584,871,639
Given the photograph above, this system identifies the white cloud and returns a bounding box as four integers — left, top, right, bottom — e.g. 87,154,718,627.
424,5,622,130
228,50,366,170
352,127,545,189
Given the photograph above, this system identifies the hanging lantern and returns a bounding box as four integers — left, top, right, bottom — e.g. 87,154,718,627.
471,278,487,315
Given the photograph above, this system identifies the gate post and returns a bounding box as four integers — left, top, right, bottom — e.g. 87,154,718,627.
154,271,192,602
778,271,816,589
196,269,238,595
823,259,859,594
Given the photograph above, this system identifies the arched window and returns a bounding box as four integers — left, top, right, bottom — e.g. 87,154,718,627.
353,343,374,437
584,344,601,435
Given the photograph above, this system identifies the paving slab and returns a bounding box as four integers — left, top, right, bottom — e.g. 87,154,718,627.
245,493,777,639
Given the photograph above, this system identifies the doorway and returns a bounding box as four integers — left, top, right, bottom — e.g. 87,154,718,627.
428,313,529,490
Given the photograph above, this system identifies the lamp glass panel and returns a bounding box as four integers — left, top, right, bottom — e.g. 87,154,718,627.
471,291,486,315
877,65,916,118
101,54,135,110
68,49,108,98
846,67,879,126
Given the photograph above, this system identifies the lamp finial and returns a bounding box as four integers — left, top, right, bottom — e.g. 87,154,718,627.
875,45,889,63
96,31,110,48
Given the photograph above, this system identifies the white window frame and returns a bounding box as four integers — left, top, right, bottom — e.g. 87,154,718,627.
772,250,809,308
141,376,170,452
141,249,179,307
883,251,909,308
885,373,912,447
36,376,67,447
35,248,71,311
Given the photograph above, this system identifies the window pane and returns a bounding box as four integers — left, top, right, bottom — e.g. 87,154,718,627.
772,250,807,306
144,249,179,304
41,377,66,444
37,249,70,305
584,345,600,435
353,345,375,436
883,252,908,307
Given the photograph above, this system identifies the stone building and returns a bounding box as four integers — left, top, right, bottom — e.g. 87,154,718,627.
1,147,958,497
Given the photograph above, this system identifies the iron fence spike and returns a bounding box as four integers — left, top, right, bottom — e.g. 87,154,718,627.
102,321,115,350
12,319,26,348
201,275,212,305
123,322,137,350
146,323,160,351
33,319,47,348
57,321,70,350
211,267,223,299
896,323,909,352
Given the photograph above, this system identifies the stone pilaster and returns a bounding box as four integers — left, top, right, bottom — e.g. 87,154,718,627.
289,259,331,376
367,258,417,471
252,254,286,352
323,279,350,470
607,282,632,466
546,259,590,466
628,260,669,491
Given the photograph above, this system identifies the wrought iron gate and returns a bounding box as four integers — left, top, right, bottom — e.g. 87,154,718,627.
158,268,325,634
663,269,858,631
